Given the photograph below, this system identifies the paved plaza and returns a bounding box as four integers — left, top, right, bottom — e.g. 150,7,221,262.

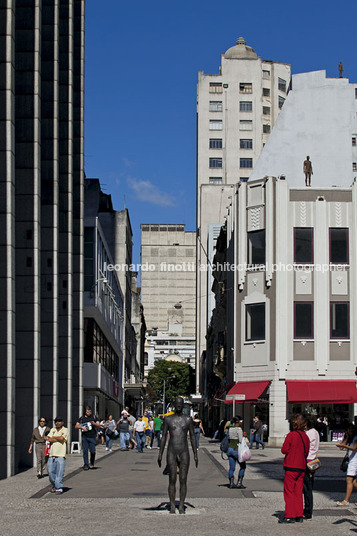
1,438,357,536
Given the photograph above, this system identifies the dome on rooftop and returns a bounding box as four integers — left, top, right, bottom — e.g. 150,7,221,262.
224,37,257,59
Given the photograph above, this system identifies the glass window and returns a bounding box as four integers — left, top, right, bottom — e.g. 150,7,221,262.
263,88,270,97
240,139,253,149
353,163,357,172
209,120,223,130
209,158,222,168
330,228,349,263
248,230,265,265
330,302,349,339
263,124,270,133
240,101,253,112
209,82,223,93
240,82,252,94
240,120,253,131
209,138,222,149
294,303,313,339
278,77,287,92
279,96,285,109
352,137,356,146
263,106,270,115
294,228,313,263
246,303,265,341
240,158,253,168
263,70,270,80
209,177,223,184
209,101,223,112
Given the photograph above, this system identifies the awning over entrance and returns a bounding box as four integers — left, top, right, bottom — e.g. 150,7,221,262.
286,380,357,404
225,381,271,404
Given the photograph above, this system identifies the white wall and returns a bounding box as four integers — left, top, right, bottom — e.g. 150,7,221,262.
250,71,357,188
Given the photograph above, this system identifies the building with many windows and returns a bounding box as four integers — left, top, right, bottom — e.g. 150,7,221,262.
0,0,85,478
207,70,357,444
141,224,196,374
84,179,143,412
196,37,290,397
84,180,125,418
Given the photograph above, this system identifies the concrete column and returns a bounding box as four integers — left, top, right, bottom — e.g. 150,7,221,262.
268,378,289,447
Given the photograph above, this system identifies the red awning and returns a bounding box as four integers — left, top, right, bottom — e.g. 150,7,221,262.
225,381,270,404
286,380,357,404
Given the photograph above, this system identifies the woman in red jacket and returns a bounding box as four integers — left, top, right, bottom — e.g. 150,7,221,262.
279,414,310,524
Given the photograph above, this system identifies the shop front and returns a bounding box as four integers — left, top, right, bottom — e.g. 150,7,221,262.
286,380,357,442
225,380,271,440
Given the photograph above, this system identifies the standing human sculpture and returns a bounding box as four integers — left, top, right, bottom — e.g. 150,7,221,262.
303,156,313,187
158,396,198,514
339,61,343,78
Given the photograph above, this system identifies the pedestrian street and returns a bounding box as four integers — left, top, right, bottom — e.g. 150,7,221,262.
1,439,357,536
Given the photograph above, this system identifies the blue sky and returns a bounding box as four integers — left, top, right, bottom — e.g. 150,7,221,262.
85,0,357,265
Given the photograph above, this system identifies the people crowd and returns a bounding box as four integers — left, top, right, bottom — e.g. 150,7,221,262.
29,407,357,518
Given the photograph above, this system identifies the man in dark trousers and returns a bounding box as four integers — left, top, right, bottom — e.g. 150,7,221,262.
251,416,265,449
158,397,198,514
75,406,101,470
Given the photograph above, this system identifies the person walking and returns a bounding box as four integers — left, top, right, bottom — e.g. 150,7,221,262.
336,424,357,506
193,414,205,450
117,411,131,450
133,415,146,453
28,417,50,478
280,413,310,524
75,406,101,470
227,416,247,489
46,417,68,494
98,418,106,446
151,414,163,448
104,414,117,452
250,416,265,450
142,410,150,447
303,415,320,519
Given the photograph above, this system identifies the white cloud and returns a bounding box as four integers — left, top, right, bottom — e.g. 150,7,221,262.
127,177,175,207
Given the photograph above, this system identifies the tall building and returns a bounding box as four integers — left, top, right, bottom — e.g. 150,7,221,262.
208,71,357,444
84,180,141,404
141,224,196,373
0,0,85,478
84,179,125,418
196,38,290,396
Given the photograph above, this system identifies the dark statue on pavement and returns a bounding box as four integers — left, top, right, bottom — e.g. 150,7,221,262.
158,396,198,514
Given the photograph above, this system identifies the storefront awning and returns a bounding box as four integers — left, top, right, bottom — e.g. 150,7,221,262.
225,381,271,404
286,380,357,404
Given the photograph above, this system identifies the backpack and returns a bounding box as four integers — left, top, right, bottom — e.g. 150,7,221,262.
220,434,229,454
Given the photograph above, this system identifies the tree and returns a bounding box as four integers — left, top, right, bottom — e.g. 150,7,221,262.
147,360,195,409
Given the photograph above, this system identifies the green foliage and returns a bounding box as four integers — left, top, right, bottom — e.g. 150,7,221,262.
147,360,195,408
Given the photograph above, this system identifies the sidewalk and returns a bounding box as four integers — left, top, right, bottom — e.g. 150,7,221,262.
0,438,356,536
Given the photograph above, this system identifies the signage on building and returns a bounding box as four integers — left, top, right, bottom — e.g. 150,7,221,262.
226,394,246,401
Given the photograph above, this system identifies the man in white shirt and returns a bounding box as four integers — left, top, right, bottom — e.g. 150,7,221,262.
133,415,146,453
46,417,68,494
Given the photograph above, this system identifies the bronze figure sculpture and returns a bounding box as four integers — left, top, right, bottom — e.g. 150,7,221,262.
339,61,343,78
158,396,198,514
303,156,313,187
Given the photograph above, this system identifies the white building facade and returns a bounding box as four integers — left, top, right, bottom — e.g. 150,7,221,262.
196,38,291,395
224,177,357,445
141,224,196,374
218,71,357,444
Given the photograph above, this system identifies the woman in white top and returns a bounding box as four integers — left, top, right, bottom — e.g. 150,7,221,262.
303,416,320,519
336,424,357,506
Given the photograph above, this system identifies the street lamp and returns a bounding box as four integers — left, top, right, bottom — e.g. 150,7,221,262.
163,367,172,415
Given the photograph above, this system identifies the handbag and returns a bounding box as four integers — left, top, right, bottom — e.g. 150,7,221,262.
220,434,229,454
306,458,322,472
238,439,251,463
340,454,349,472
